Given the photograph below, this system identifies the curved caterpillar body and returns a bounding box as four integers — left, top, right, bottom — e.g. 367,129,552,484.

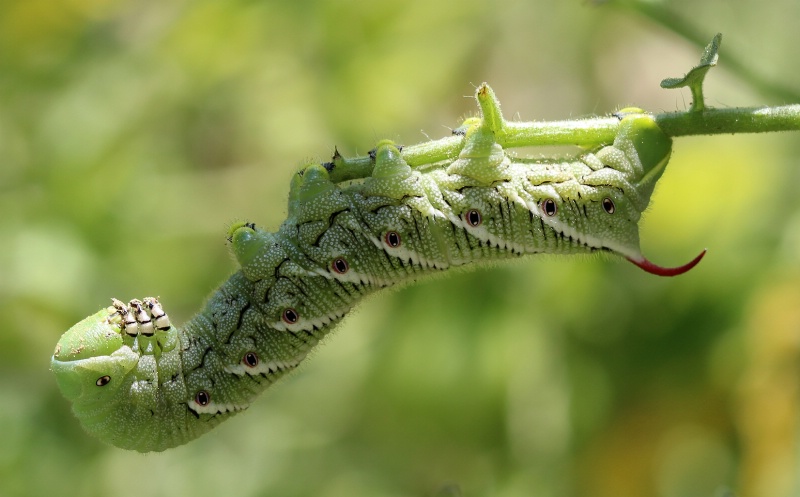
51,84,704,452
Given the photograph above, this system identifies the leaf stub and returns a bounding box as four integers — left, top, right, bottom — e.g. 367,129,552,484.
660,33,722,112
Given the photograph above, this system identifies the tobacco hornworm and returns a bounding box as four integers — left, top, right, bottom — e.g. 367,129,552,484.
51,84,704,452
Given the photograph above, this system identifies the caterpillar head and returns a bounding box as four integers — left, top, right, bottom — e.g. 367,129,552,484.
51,299,189,452
51,307,136,405
50,306,144,449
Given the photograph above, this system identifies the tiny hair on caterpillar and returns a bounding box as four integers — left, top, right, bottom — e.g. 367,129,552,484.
51,83,705,452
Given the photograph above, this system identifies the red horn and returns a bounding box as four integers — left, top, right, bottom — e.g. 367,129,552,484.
626,249,707,277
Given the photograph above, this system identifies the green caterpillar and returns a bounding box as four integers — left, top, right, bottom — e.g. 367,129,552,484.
51,84,704,452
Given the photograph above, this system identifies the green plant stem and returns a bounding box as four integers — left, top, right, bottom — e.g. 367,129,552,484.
500,118,620,148
656,105,800,137
327,104,800,184
497,105,800,147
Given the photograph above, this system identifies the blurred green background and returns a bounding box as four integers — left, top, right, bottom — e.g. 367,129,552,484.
1,0,799,496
